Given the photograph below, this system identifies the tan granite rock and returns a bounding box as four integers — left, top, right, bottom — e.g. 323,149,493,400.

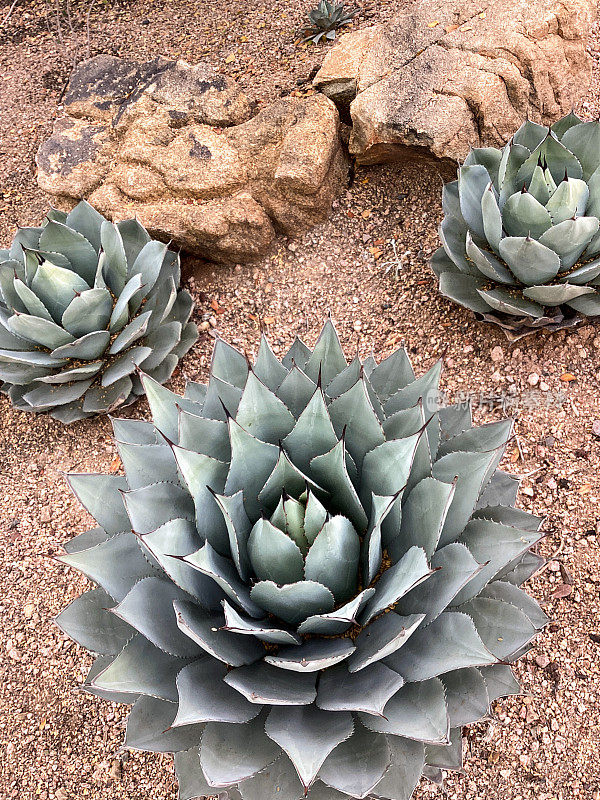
37,56,347,263
314,0,595,165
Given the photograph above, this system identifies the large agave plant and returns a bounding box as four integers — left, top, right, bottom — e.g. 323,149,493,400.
0,202,197,422
56,320,547,800
301,1,356,43
432,113,600,339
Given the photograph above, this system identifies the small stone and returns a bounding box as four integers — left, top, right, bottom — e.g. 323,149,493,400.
535,654,550,668
540,381,550,392
40,508,51,523
352,321,362,332
528,372,540,386
23,604,34,619
490,345,503,363
199,321,210,331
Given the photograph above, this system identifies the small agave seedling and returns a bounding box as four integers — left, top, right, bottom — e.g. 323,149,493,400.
0,202,197,422
56,319,546,800
301,0,356,44
432,113,600,339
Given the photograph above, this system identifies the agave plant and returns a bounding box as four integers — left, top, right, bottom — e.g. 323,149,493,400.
432,113,600,339
0,202,197,422
301,1,356,44
56,319,546,800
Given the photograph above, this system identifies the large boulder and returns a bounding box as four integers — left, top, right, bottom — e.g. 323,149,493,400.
314,0,595,165
37,55,347,262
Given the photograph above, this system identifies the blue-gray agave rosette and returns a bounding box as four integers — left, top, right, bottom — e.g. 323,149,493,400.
432,113,600,339
0,201,197,422
56,320,547,799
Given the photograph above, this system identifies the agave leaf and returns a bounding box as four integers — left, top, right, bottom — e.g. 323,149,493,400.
0,261,28,311
203,373,243,421
108,311,152,354
496,550,544,586
438,218,476,274
562,257,600,284
128,240,168,298
174,600,264,665
362,494,395,585
225,419,279,519
359,432,421,524
183,542,262,619
441,667,489,727
551,112,583,139
221,601,301,646
57,530,156,602
122,480,194,535
546,177,589,224
310,438,367,531
368,348,415,403
438,272,490,313
477,288,542,319
54,587,132,655
138,320,182,369
465,147,502,185
458,596,537,659
497,235,561,285
424,728,463,771
276,365,317,417
237,754,304,800
319,722,391,799
325,357,361,400
283,388,338,474
174,747,216,800
8,312,75,350
265,705,354,791
511,120,547,150
248,518,305,585
61,287,113,338
281,336,311,370
328,378,385,466
297,588,375,635
266,638,355,672
250,580,334,626
65,200,105,252
501,191,552,239
178,410,229,458
384,612,497,681
236,370,295,443
458,165,490,240
479,664,521,702
361,546,432,625
476,468,519,509
66,472,129,534
441,181,463,222
254,334,288,391
396,477,455,560
527,165,551,205
116,217,152,265
140,372,201,441
466,232,514,284
173,659,260,727
92,634,191,702
211,491,251,580
304,515,360,603
201,711,280,786
51,329,110,360
83,654,139,704
522,283,594,304
38,220,98,283
0,362,51,384
211,336,249,388
566,290,600,315
225,662,316,705
396,543,481,625
370,736,424,800
82,375,133,412
125,695,203,753
23,377,93,410
348,612,425,673
303,490,328,545
479,581,548,630
13,277,53,320
317,661,404,716
561,120,600,181
303,318,347,388
100,220,128,295
539,216,600,270
359,679,449,744
258,449,322,513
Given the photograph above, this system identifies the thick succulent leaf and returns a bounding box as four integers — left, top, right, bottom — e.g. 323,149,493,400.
502,191,553,239
83,654,138,704
396,543,481,625
518,133,583,186
108,273,144,332
203,373,243,420
140,372,201,441
302,319,347,388
473,504,543,532
539,217,600,270
31,261,92,323
348,612,425,673
174,600,264,665
438,272,490,314
8,312,74,350
210,490,251,580
237,754,304,800
424,727,463,771
100,220,128,295
433,450,498,546
126,695,203,753
360,433,420,526
283,388,338,474
22,377,93,410
479,581,548,630
562,120,600,180
328,379,385,466
465,232,514,284
51,329,110,360
116,440,178,490
439,218,476,274
101,345,152,387
458,164,490,239
459,596,537,659
476,468,519,509
92,634,190,702
128,240,168,298
172,445,229,553
200,711,279,787
441,667,489,727
123,480,194,535
265,638,356,672
271,495,309,555
384,612,497,681
317,662,404,716
319,722,391,799
361,547,432,625
362,494,393,585
254,335,288,391
38,220,98,283
453,518,542,604
368,347,415,402
36,362,104,385
546,177,589,223
173,658,260,726
236,370,295,443
54,587,132,655
183,542,262,618
567,290,600,315
527,164,552,205
395,477,454,560
83,375,133,413
479,663,521,702
108,311,152,355
265,705,354,790
211,336,249,388
522,283,593,304
297,588,375,635
12,277,53,320
226,419,280,520
552,112,583,139
0,361,51,385
113,577,202,657
174,747,216,800
477,287,544,318
224,662,316,705
360,679,449,744
140,320,184,369
178,410,229,459
562,257,600,284
63,526,108,553
304,515,360,603
57,530,156,602
496,550,544,586
370,736,424,800
66,472,129,534
310,439,368,531
248,518,305,584
61,287,113,338
66,200,104,252
276,365,317,418
465,147,502,184
430,246,460,278
258,449,322,513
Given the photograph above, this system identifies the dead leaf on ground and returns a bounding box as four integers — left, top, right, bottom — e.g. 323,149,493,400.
552,583,573,599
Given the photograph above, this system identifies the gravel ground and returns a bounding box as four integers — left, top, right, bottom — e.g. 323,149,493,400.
1,2,600,800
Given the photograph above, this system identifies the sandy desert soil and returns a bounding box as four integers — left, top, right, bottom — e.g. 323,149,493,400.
0,1,600,799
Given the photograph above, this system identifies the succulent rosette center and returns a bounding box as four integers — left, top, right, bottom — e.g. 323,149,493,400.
56,320,547,800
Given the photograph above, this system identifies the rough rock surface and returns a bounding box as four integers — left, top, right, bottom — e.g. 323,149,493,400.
37,55,347,262
314,0,595,165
